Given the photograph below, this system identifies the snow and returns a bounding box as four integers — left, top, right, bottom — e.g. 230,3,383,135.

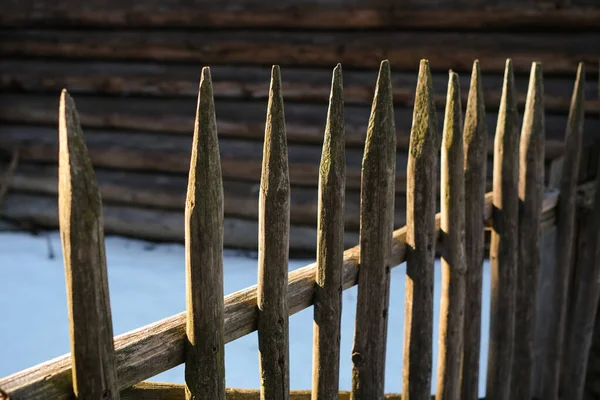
0,231,491,395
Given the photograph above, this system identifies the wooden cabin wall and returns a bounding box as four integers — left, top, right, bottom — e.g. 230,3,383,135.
0,0,599,253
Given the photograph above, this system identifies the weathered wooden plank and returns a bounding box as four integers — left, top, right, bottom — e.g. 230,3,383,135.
402,59,438,400
8,163,409,231
0,193,359,254
562,166,600,400
0,190,561,400
351,60,396,399
257,65,291,399
1,30,598,74
311,64,345,400
57,90,120,399
511,62,545,400
460,60,487,400
0,125,412,192
2,60,598,114
436,71,466,400
542,62,586,400
2,0,600,29
486,60,520,400
183,68,225,399
120,382,408,400
0,93,578,151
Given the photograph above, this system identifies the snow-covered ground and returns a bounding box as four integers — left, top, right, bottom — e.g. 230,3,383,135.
0,231,491,395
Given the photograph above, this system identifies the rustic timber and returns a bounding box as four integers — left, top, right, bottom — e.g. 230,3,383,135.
486,60,520,400
257,66,291,399
7,163,408,231
436,71,466,400
0,190,561,400
311,64,345,400
57,90,120,399
2,0,599,29
563,167,600,400
1,30,598,74
183,68,226,400
351,60,396,399
460,60,487,400
0,93,578,151
0,124,414,192
402,59,438,400
2,60,598,114
544,62,586,400
511,62,545,400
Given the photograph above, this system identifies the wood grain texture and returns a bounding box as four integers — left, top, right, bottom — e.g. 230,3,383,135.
311,64,345,400
0,190,561,400
460,60,487,400
2,60,598,114
0,124,411,192
2,0,599,29
436,71,466,400
351,60,396,400
562,170,600,400
7,163,408,231
542,62,586,400
0,93,581,149
57,90,120,399
257,65,290,400
511,62,545,400
486,60,520,400
1,30,598,74
184,68,226,400
402,59,438,400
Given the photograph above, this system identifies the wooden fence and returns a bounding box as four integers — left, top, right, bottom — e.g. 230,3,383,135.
0,58,598,400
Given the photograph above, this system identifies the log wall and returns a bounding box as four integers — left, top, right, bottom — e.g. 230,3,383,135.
0,0,598,253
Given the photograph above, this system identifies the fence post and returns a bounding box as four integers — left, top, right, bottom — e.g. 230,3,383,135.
311,64,345,400
257,65,291,400
351,60,396,400
511,62,545,400
544,62,585,400
562,162,600,400
57,90,120,399
436,71,466,400
184,67,226,400
460,60,487,400
486,59,520,400
402,59,438,400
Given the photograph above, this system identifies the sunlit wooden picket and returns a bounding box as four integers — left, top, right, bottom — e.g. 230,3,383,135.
0,58,598,400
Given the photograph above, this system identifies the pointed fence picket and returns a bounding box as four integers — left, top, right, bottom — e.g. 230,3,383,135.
0,59,597,400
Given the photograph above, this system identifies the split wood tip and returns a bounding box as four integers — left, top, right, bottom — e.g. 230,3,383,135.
409,59,437,158
443,71,463,150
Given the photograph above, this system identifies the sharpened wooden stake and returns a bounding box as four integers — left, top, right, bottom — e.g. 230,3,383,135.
460,60,487,400
544,62,585,400
184,67,226,400
402,59,438,400
351,60,396,400
257,65,291,400
486,59,520,400
511,62,545,400
58,90,120,400
562,160,600,400
436,71,466,400
311,64,345,400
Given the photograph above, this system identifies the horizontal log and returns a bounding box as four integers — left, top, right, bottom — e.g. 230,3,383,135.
120,382,409,400
1,0,599,30
1,30,597,74
0,193,360,253
0,190,560,400
0,93,579,149
0,125,413,192
1,60,598,114
8,163,407,230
